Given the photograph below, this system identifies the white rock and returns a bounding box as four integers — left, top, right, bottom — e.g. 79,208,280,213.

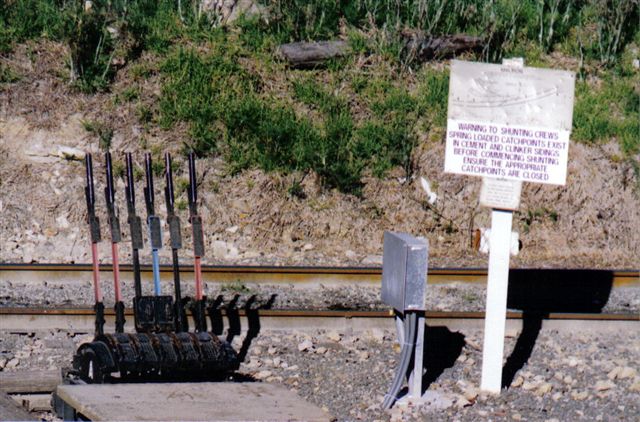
567,356,581,367
315,347,327,355
367,329,385,343
254,370,272,380
618,367,637,379
225,225,239,234
454,395,471,409
345,250,357,259
421,390,454,410
571,390,589,400
267,347,277,355
212,240,229,258
0,358,6,369
327,332,341,342
463,387,479,401
56,215,71,229
57,146,85,161
6,358,20,369
302,243,314,251
225,245,240,259
297,339,313,352
594,380,615,391
361,255,382,265
536,383,553,396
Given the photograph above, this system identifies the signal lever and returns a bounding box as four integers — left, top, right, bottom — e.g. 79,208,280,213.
104,152,126,333
164,152,186,332
84,153,105,336
188,152,207,332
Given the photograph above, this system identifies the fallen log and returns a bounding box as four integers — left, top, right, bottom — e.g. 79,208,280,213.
276,40,350,68
277,34,484,68
402,31,484,62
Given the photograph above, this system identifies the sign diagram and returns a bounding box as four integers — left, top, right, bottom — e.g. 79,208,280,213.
445,60,575,185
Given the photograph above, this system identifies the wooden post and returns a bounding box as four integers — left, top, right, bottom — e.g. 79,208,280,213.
480,209,513,393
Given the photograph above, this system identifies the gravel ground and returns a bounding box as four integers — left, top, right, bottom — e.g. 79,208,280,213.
1,279,639,314
1,326,639,421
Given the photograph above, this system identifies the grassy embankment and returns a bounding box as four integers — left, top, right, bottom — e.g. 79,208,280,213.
1,0,638,193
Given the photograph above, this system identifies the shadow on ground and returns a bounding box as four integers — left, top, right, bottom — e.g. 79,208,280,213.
501,269,614,388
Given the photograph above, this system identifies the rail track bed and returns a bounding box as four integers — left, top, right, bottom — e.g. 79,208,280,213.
1,265,638,420
1,265,638,314
1,318,638,421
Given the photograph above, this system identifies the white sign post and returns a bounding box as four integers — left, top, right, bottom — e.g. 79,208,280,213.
445,59,575,393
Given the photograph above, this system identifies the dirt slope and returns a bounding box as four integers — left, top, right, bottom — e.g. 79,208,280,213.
1,41,638,269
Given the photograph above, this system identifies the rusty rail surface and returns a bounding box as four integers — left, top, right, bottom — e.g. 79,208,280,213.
1,307,637,321
0,264,637,286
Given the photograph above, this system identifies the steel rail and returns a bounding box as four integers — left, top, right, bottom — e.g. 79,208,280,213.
0,307,637,321
0,264,637,286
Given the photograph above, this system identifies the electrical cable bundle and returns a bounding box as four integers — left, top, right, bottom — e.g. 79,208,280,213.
382,312,418,409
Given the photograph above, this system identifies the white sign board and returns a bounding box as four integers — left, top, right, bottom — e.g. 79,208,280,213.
480,178,522,210
445,60,575,185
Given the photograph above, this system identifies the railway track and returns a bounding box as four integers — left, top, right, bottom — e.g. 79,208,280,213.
1,307,637,334
1,263,638,286
1,264,638,331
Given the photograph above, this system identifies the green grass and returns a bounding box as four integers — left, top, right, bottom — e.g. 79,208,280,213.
81,119,113,151
1,0,639,192
573,77,639,156
0,62,21,85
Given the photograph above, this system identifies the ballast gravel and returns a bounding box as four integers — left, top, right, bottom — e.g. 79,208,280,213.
1,326,638,421
1,279,638,314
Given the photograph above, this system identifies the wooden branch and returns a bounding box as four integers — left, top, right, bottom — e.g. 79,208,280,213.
277,40,350,68
277,33,483,68
402,31,484,62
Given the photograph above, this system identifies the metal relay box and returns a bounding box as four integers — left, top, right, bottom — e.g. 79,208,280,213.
381,231,429,312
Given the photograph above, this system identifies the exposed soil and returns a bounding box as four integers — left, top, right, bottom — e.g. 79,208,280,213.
1,41,639,269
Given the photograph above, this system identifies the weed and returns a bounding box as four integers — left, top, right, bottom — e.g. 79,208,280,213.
176,178,190,195
573,77,639,157
130,63,152,80
136,104,152,124
288,179,306,199
0,63,20,85
121,87,139,102
81,119,113,151
112,160,125,178
221,280,253,294
175,198,187,211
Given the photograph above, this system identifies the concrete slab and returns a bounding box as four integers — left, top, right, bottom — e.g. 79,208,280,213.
55,382,331,421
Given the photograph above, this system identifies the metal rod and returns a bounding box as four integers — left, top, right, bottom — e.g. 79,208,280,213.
125,153,143,298
111,243,121,302
188,152,206,331
104,152,125,332
84,153,104,336
165,152,184,332
144,153,163,296
90,243,102,303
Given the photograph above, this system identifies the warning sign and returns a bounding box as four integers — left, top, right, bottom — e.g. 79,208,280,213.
445,60,575,186
445,120,570,184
